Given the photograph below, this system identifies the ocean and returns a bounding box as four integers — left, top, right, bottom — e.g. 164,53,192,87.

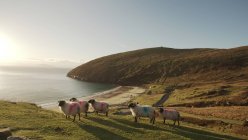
0,66,116,108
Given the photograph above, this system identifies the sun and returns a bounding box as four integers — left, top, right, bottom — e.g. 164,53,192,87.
0,36,15,62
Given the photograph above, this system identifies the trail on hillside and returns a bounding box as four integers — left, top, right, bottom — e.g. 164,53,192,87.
153,85,176,107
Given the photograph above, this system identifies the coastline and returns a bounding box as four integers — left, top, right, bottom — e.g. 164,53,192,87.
44,86,146,111
86,86,146,105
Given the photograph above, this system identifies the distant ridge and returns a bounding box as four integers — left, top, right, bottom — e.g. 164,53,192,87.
67,46,248,85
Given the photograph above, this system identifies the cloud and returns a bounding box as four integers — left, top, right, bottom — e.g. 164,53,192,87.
1,57,83,68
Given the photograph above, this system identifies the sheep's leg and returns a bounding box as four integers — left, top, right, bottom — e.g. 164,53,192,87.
177,119,180,126
134,117,138,122
152,117,155,124
85,112,87,117
150,118,152,123
73,115,76,122
78,113,81,121
173,120,176,126
95,111,98,115
163,117,166,124
106,111,108,117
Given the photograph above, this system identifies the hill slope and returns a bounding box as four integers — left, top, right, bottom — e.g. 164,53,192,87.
0,101,245,140
67,46,248,85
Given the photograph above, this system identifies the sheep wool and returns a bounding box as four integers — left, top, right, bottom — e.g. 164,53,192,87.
92,102,109,113
88,99,109,116
159,108,180,126
69,98,89,117
128,103,156,124
78,101,89,112
130,105,155,118
58,100,81,121
62,102,80,115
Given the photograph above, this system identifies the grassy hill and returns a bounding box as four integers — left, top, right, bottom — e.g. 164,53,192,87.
2,46,248,139
0,101,246,140
67,46,248,85
67,46,248,108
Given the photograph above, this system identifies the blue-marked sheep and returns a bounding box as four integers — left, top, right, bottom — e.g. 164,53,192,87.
58,100,81,122
128,103,158,124
159,108,180,126
88,99,109,116
70,97,89,117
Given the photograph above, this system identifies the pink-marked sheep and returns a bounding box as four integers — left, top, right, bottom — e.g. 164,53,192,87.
128,103,158,124
88,99,109,116
58,100,80,122
70,97,89,117
159,108,180,126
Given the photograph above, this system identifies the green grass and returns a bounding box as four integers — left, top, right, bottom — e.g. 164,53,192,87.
134,84,167,105
0,101,245,140
157,82,248,107
67,46,248,85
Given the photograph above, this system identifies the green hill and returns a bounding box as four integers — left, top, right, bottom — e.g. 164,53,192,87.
1,47,248,139
67,46,248,85
67,46,248,109
0,101,245,140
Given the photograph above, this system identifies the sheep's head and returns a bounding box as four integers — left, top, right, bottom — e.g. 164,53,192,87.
70,97,78,102
128,103,137,108
58,100,66,107
159,108,164,113
88,99,96,104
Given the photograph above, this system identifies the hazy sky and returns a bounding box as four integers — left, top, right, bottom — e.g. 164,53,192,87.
0,0,247,68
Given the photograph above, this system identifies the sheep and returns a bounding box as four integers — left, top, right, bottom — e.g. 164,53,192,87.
128,103,158,124
58,100,81,122
159,108,180,126
69,97,89,117
88,99,109,116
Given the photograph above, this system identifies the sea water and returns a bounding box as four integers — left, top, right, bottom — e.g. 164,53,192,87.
0,66,115,108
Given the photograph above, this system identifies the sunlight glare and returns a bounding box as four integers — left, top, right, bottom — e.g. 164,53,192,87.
0,35,16,62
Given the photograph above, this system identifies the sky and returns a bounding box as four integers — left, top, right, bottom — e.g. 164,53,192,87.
0,0,247,68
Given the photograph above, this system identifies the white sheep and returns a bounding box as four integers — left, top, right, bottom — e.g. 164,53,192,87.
70,97,89,117
58,100,81,122
128,103,158,124
88,99,109,116
159,108,180,126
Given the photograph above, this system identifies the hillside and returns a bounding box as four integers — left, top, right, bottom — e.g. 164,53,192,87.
67,46,248,85
0,101,246,140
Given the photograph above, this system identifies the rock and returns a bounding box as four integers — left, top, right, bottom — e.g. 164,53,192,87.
243,119,248,127
54,127,63,132
7,136,28,140
0,128,12,140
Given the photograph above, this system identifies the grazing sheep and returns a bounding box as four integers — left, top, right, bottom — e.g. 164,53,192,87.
88,99,109,116
58,100,81,122
159,108,180,126
70,97,89,117
128,103,157,124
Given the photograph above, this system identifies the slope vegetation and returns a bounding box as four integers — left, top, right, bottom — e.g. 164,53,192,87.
0,101,245,140
67,46,248,85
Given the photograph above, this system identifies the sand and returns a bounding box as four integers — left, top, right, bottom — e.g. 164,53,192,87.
46,86,146,111
86,86,146,105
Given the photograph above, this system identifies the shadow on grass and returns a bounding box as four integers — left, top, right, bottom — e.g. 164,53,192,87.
112,117,166,131
85,117,143,133
166,125,243,140
113,117,243,140
75,122,129,140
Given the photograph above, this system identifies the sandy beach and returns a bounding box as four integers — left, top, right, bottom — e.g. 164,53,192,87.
85,86,146,105
46,86,146,111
